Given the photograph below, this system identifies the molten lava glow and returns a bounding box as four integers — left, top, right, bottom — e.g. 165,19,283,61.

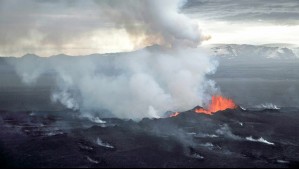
168,96,236,118
170,112,180,117
195,96,237,115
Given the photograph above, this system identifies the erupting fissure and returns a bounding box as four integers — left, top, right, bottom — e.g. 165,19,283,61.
170,95,237,117
195,96,237,115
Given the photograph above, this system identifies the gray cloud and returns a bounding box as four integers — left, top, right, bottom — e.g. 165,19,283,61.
1,0,298,56
0,0,110,55
0,0,206,56
183,0,299,25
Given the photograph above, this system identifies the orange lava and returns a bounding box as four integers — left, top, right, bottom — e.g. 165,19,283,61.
170,112,180,117
195,95,237,115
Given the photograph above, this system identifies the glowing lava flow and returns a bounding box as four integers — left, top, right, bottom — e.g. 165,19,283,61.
170,112,180,117
195,95,237,115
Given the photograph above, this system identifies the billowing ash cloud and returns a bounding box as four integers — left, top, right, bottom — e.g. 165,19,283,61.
0,0,209,56
8,0,218,120
97,0,206,47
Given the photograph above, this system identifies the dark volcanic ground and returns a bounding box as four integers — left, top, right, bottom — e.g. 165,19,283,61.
0,108,299,168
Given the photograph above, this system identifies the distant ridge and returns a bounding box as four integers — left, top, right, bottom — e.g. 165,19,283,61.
1,44,299,59
204,44,299,60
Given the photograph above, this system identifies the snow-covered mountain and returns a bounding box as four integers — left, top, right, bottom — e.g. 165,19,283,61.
2,44,299,62
205,44,299,60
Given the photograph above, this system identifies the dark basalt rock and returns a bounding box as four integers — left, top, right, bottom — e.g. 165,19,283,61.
0,108,299,168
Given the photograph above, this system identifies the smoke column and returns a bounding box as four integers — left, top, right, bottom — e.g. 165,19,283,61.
9,0,218,120
97,0,206,48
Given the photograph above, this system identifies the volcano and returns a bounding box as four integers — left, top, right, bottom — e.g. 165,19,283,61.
0,106,299,168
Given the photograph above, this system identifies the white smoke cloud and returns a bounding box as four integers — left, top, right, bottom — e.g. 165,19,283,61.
98,0,204,47
10,47,218,119
8,0,219,120
51,90,79,111
0,0,210,56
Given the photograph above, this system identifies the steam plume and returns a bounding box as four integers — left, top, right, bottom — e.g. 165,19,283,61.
8,0,218,120
98,0,204,47
0,0,209,56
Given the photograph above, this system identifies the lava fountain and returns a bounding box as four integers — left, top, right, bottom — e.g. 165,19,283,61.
195,95,237,115
170,95,237,117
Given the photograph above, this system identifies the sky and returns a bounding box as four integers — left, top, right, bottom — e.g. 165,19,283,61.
0,0,299,56
184,0,299,45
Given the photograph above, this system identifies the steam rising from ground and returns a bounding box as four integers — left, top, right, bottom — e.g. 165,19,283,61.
256,103,280,110
10,48,217,119
8,0,218,120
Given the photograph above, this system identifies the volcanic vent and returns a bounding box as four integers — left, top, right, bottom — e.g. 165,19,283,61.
195,96,237,115
170,95,237,117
